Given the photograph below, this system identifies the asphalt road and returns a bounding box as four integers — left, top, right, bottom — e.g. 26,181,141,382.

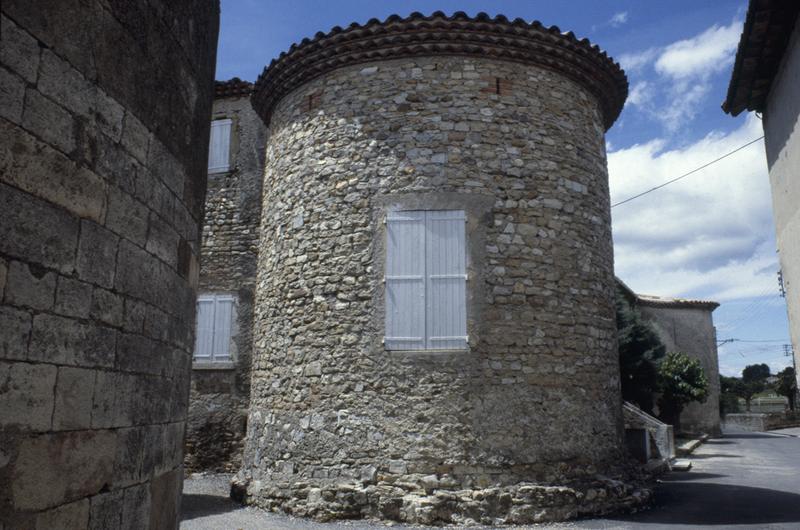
180,427,800,530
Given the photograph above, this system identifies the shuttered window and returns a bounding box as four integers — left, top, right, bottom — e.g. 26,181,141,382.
385,210,467,350
208,119,232,173
193,294,235,362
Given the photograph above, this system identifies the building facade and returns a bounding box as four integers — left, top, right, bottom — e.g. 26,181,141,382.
724,0,800,389
185,79,266,472
0,1,218,528
617,281,721,436
231,12,647,525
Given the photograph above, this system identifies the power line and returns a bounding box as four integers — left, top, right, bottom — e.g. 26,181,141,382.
718,338,790,344
611,136,765,208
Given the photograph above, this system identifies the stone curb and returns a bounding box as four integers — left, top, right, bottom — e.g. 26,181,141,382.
676,434,709,457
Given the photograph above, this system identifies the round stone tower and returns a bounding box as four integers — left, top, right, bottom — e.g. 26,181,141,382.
237,12,637,524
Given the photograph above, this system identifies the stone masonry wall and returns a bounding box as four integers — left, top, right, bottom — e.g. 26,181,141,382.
0,1,218,528
638,304,721,436
185,90,266,472
236,56,640,525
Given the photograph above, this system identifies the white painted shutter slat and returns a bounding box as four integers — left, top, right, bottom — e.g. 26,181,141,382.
194,298,215,359
425,210,467,350
213,296,234,360
208,119,232,173
385,211,425,350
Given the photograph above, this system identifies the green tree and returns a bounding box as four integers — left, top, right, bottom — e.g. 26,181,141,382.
657,351,709,430
719,375,744,415
740,363,770,411
616,289,666,414
775,367,797,411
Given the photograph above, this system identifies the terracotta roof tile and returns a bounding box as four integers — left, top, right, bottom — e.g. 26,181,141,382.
215,77,254,99
252,11,627,128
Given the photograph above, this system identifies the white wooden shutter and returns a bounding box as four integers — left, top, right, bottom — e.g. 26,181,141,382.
212,295,234,360
384,211,426,350
425,210,467,349
208,119,232,173
194,296,215,360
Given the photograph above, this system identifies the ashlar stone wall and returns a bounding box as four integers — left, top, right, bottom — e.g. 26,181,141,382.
185,85,266,472
236,55,642,525
0,1,218,528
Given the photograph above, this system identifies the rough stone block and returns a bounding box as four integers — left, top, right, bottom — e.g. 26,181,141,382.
95,87,125,142
0,257,6,299
143,305,170,343
76,220,119,289
37,49,94,118
122,298,146,334
5,260,56,311
88,490,124,530
121,111,151,164
0,183,79,274
116,332,169,376
29,314,116,368
0,306,31,360
53,366,95,430
0,65,25,123
146,212,180,268
94,131,138,196
54,276,93,318
136,168,175,223
12,430,117,510
90,287,125,327
111,427,145,487
147,468,182,529
147,138,186,196
122,483,152,530
0,361,57,431
34,498,90,530
115,240,176,314
0,14,40,83
0,122,107,223
106,186,149,247
92,372,135,429
22,88,76,154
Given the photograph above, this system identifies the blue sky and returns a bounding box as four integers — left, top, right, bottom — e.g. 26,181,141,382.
216,0,792,377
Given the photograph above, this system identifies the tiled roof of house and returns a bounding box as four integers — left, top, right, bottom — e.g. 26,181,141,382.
252,11,627,128
615,277,719,310
636,294,720,311
215,77,254,99
723,0,800,116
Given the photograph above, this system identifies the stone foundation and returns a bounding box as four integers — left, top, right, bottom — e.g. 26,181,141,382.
233,472,651,525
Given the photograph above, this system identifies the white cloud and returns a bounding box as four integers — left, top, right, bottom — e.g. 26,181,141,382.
627,81,653,108
618,19,743,132
618,48,659,73
655,22,742,79
609,11,629,27
610,115,776,302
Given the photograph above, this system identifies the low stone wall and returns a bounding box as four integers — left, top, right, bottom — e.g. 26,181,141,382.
725,412,800,432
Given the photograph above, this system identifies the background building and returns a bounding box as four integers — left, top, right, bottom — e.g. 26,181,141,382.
185,79,266,473
724,0,800,390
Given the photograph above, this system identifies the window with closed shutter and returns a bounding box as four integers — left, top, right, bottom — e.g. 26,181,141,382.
193,293,235,362
385,210,467,350
208,119,232,173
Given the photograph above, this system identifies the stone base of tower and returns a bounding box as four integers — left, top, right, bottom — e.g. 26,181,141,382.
232,470,651,525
